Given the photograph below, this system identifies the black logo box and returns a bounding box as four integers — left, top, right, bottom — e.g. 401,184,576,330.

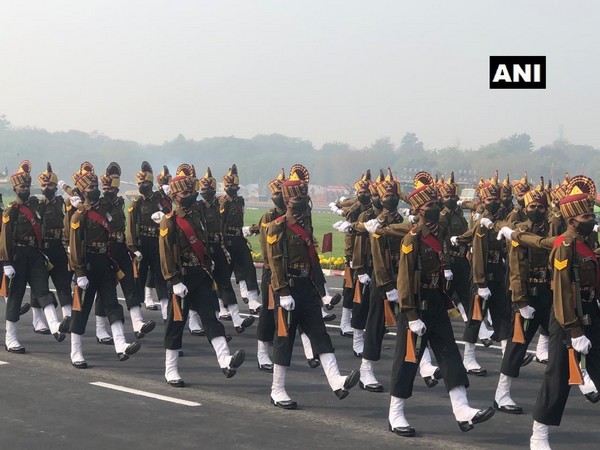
489,56,546,89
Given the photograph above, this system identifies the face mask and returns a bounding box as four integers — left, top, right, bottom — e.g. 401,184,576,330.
139,184,152,195
574,219,596,236
423,205,441,223
357,194,371,206
517,198,525,208
87,188,101,201
372,197,382,210
502,198,513,208
200,190,215,202
272,194,285,210
381,197,399,212
17,191,30,202
103,191,117,201
526,209,546,224
179,195,196,208
485,200,500,214
225,187,238,197
290,197,309,214
443,198,458,209
43,187,57,200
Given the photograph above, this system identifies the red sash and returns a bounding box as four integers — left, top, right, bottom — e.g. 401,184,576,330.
18,205,42,247
175,215,206,266
421,232,446,265
286,220,318,263
85,209,111,233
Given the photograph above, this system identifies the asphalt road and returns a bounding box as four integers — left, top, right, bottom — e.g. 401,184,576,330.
0,272,598,450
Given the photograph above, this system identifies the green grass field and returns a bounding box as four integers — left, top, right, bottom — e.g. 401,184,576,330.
244,207,345,259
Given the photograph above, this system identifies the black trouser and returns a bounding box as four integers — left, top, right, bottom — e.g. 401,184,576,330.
31,239,72,309
362,285,387,361
208,242,237,306
70,252,124,335
463,265,511,343
448,256,471,307
95,242,138,318
390,288,470,398
135,236,167,301
533,303,600,426
351,270,371,330
164,267,225,350
225,235,258,292
257,268,275,342
6,246,56,322
273,277,334,366
342,265,355,309
501,284,551,378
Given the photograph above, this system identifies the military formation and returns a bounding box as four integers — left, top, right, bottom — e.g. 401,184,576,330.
1,161,599,449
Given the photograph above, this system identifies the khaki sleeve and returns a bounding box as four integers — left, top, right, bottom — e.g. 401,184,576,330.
158,215,180,285
266,222,290,296
397,233,419,321
378,222,411,239
69,212,86,277
455,221,476,245
512,230,556,251
471,224,488,288
0,208,14,264
370,233,394,291
551,244,583,338
507,237,528,305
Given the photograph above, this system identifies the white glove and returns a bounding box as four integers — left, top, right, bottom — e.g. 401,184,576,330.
151,211,165,224
594,224,599,233
408,319,427,336
364,218,380,234
497,226,514,241
332,220,344,230
338,221,351,233
58,180,66,191
400,208,411,216
70,196,82,208
336,208,345,216
134,251,142,260
480,218,493,229
162,184,171,195
571,335,592,355
3,265,16,279
450,236,459,246
173,282,188,298
477,287,492,300
279,295,295,311
519,305,536,320
386,289,399,303
329,203,341,214
457,200,463,207
339,196,347,203
408,215,418,225
242,226,252,237
472,213,480,221
77,276,89,289
358,273,371,285
444,269,453,281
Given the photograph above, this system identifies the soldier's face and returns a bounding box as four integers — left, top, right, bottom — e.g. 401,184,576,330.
357,188,371,205
14,184,31,201
569,212,596,236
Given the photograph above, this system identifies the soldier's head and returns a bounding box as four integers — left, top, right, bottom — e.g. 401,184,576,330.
409,183,439,223
136,161,154,196
199,167,217,202
478,180,500,215
101,162,121,200
223,164,240,198
11,161,32,202
268,169,287,210
438,172,459,209
377,168,401,212
83,181,101,203
523,181,550,224
38,162,58,200
560,175,596,236
169,174,196,209
354,170,372,206
282,165,310,215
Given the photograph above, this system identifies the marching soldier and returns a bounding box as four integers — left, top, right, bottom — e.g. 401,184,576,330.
387,173,494,437
267,165,359,409
159,166,245,386
496,175,600,449
69,164,141,368
506,174,532,223
453,176,512,375
1,161,69,352
30,163,72,334
127,161,170,320
93,163,156,341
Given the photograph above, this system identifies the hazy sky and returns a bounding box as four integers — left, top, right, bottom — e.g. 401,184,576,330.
1,1,599,150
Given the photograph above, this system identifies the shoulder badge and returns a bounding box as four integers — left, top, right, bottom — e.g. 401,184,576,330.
372,233,381,239
511,240,519,247
261,222,270,228
127,206,134,213
160,228,169,237
66,204,72,211
266,234,279,245
554,258,568,270
71,221,80,230
476,231,485,238
2,215,9,224
401,243,413,254
165,212,173,219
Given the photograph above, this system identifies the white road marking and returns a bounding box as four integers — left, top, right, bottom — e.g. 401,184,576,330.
90,382,201,406
0,361,9,365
